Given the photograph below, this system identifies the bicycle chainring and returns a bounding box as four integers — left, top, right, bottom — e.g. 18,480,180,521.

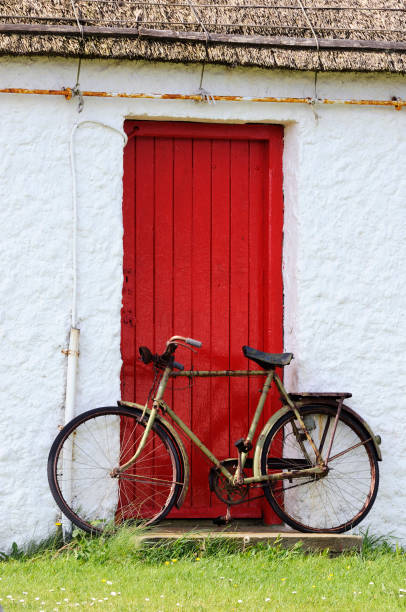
209,459,249,505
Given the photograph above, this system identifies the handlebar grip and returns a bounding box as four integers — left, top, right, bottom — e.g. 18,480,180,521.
185,338,202,348
173,361,184,371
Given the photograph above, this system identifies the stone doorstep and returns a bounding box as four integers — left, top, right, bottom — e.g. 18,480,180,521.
138,520,362,553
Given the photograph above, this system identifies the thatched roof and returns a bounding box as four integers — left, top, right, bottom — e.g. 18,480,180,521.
1,1,406,73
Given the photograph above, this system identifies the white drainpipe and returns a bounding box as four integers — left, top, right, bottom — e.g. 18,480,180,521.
62,328,79,538
65,120,127,426
61,121,127,538
64,328,80,424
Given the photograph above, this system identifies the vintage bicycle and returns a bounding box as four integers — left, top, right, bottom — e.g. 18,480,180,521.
48,335,381,534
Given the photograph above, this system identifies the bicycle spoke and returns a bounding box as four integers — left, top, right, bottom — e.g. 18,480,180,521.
328,438,372,463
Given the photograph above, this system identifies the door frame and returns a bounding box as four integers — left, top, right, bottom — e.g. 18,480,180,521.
121,120,284,520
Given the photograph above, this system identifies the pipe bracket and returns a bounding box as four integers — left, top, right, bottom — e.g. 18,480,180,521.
61,348,80,357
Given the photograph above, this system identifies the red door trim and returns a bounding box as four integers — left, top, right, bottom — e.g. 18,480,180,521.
125,120,282,142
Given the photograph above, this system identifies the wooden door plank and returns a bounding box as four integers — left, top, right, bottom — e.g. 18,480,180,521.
190,138,212,510
248,140,266,430
154,137,174,347
135,136,155,401
153,136,175,518
265,129,284,420
262,128,284,524
134,137,159,518
229,139,263,518
210,139,231,464
172,137,193,512
229,139,250,450
245,140,267,515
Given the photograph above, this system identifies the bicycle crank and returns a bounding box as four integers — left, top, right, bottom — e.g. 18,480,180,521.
208,459,250,505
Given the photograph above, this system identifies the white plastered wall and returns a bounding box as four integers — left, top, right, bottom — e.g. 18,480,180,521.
0,55,405,550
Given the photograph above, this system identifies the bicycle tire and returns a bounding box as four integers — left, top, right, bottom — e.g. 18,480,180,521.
260,404,379,533
48,406,182,534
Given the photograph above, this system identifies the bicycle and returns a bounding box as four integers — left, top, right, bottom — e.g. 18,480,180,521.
48,335,382,534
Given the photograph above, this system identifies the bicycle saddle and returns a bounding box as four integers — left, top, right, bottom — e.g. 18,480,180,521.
242,346,293,369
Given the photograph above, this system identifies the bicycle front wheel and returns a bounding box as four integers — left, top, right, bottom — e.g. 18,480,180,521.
260,405,379,533
48,406,182,534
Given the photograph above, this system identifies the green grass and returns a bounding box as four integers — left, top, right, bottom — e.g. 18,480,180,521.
1,528,406,611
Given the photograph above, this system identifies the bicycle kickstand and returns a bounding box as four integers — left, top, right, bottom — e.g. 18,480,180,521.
213,505,232,526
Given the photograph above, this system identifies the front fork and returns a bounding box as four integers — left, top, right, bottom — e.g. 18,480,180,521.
111,367,171,476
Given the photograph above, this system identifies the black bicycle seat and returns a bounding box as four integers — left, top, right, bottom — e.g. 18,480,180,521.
242,346,293,369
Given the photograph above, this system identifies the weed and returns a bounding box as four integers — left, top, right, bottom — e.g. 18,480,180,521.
0,533,63,562
359,528,404,559
247,538,307,561
137,537,200,563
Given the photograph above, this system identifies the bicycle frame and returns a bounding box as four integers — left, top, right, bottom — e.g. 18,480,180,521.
48,333,382,535
118,365,328,485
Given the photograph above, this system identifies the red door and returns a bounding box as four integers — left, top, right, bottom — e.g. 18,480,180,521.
121,121,284,520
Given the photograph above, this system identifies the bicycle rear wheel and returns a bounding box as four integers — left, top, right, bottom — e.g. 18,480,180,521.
260,405,379,533
48,406,182,534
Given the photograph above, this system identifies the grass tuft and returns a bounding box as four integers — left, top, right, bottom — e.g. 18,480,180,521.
0,533,64,562
359,528,404,559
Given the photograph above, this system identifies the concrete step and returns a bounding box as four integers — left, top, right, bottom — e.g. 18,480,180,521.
139,519,362,553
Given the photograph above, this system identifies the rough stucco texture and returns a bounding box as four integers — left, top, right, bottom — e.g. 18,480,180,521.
0,56,405,549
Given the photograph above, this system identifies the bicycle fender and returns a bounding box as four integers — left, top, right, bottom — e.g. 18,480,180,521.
292,398,382,461
252,402,382,479
253,406,291,479
119,401,190,508
341,405,382,460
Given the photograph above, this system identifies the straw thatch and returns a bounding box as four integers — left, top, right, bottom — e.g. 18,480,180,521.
1,0,406,72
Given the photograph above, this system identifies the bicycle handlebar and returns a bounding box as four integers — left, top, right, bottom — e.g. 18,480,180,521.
139,335,201,371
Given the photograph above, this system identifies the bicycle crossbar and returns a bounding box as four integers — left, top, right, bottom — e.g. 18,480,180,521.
171,370,268,377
